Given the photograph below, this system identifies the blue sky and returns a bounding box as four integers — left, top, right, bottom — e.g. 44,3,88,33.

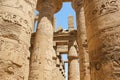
55,2,76,80
34,2,76,80
55,2,76,30
34,2,76,31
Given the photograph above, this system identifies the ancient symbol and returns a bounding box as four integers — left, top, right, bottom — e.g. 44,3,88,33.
99,0,119,15
95,62,102,70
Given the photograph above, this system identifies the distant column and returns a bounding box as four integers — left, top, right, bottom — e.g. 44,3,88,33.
68,46,80,80
78,8,90,80
84,0,120,80
68,16,74,31
72,0,90,80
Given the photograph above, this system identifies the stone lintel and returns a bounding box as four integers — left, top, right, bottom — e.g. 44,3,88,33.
56,40,69,45
57,45,68,53
64,60,68,63
56,46,79,54
68,56,79,60
63,0,72,2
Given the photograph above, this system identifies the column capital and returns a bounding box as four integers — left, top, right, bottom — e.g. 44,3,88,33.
37,0,62,23
36,0,62,13
72,0,83,12
68,46,79,60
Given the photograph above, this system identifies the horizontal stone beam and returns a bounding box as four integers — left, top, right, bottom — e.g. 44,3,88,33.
54,30,77,41
54,40,69,46
64,60,68,63
54,35,76,41
68,56,79,60
57,45,68,53
63,0,72,2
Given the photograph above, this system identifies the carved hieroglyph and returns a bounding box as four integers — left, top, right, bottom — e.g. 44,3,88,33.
29,17,53,80
0,0,36,80
68,46,80,80
84,0,120,80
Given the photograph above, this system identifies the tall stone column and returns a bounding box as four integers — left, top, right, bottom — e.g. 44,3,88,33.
72,0,90,80
68,46,80,80
84,0,120,80
68,16,74,31
29,16,54,80
29,1,62,80
0,0,36,80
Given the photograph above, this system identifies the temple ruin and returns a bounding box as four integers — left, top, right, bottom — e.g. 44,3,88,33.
0,0,120,80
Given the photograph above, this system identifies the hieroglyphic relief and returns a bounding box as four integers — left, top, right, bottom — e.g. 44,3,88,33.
85,0,119,22
92,0,119,15
84,0,120,79
0,0,36,80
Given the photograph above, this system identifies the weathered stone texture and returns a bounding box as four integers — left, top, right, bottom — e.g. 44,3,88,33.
29,0,62,80
77,8,90,80
68,46,80,80
72,0,90,79
0,0,36,80
68,16,74,31
29,17,54,80
84,0,120,80
53,17,56,32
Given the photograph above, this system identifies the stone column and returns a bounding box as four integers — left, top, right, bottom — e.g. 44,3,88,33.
84,0,120,80
68,46,80,80
77,8,90,80
29,1,62,80
0,0,36,80
68,16,74,32
29,1,54,80
29,16,54,80
72,0,90,80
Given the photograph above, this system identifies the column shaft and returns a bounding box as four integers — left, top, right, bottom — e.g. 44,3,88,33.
84,0,120,80
68,46,80,80
72,0,90,80
29,1,56,80
77,8,90,80
68,16,74,31
0,0,36,80
29,17,54,80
